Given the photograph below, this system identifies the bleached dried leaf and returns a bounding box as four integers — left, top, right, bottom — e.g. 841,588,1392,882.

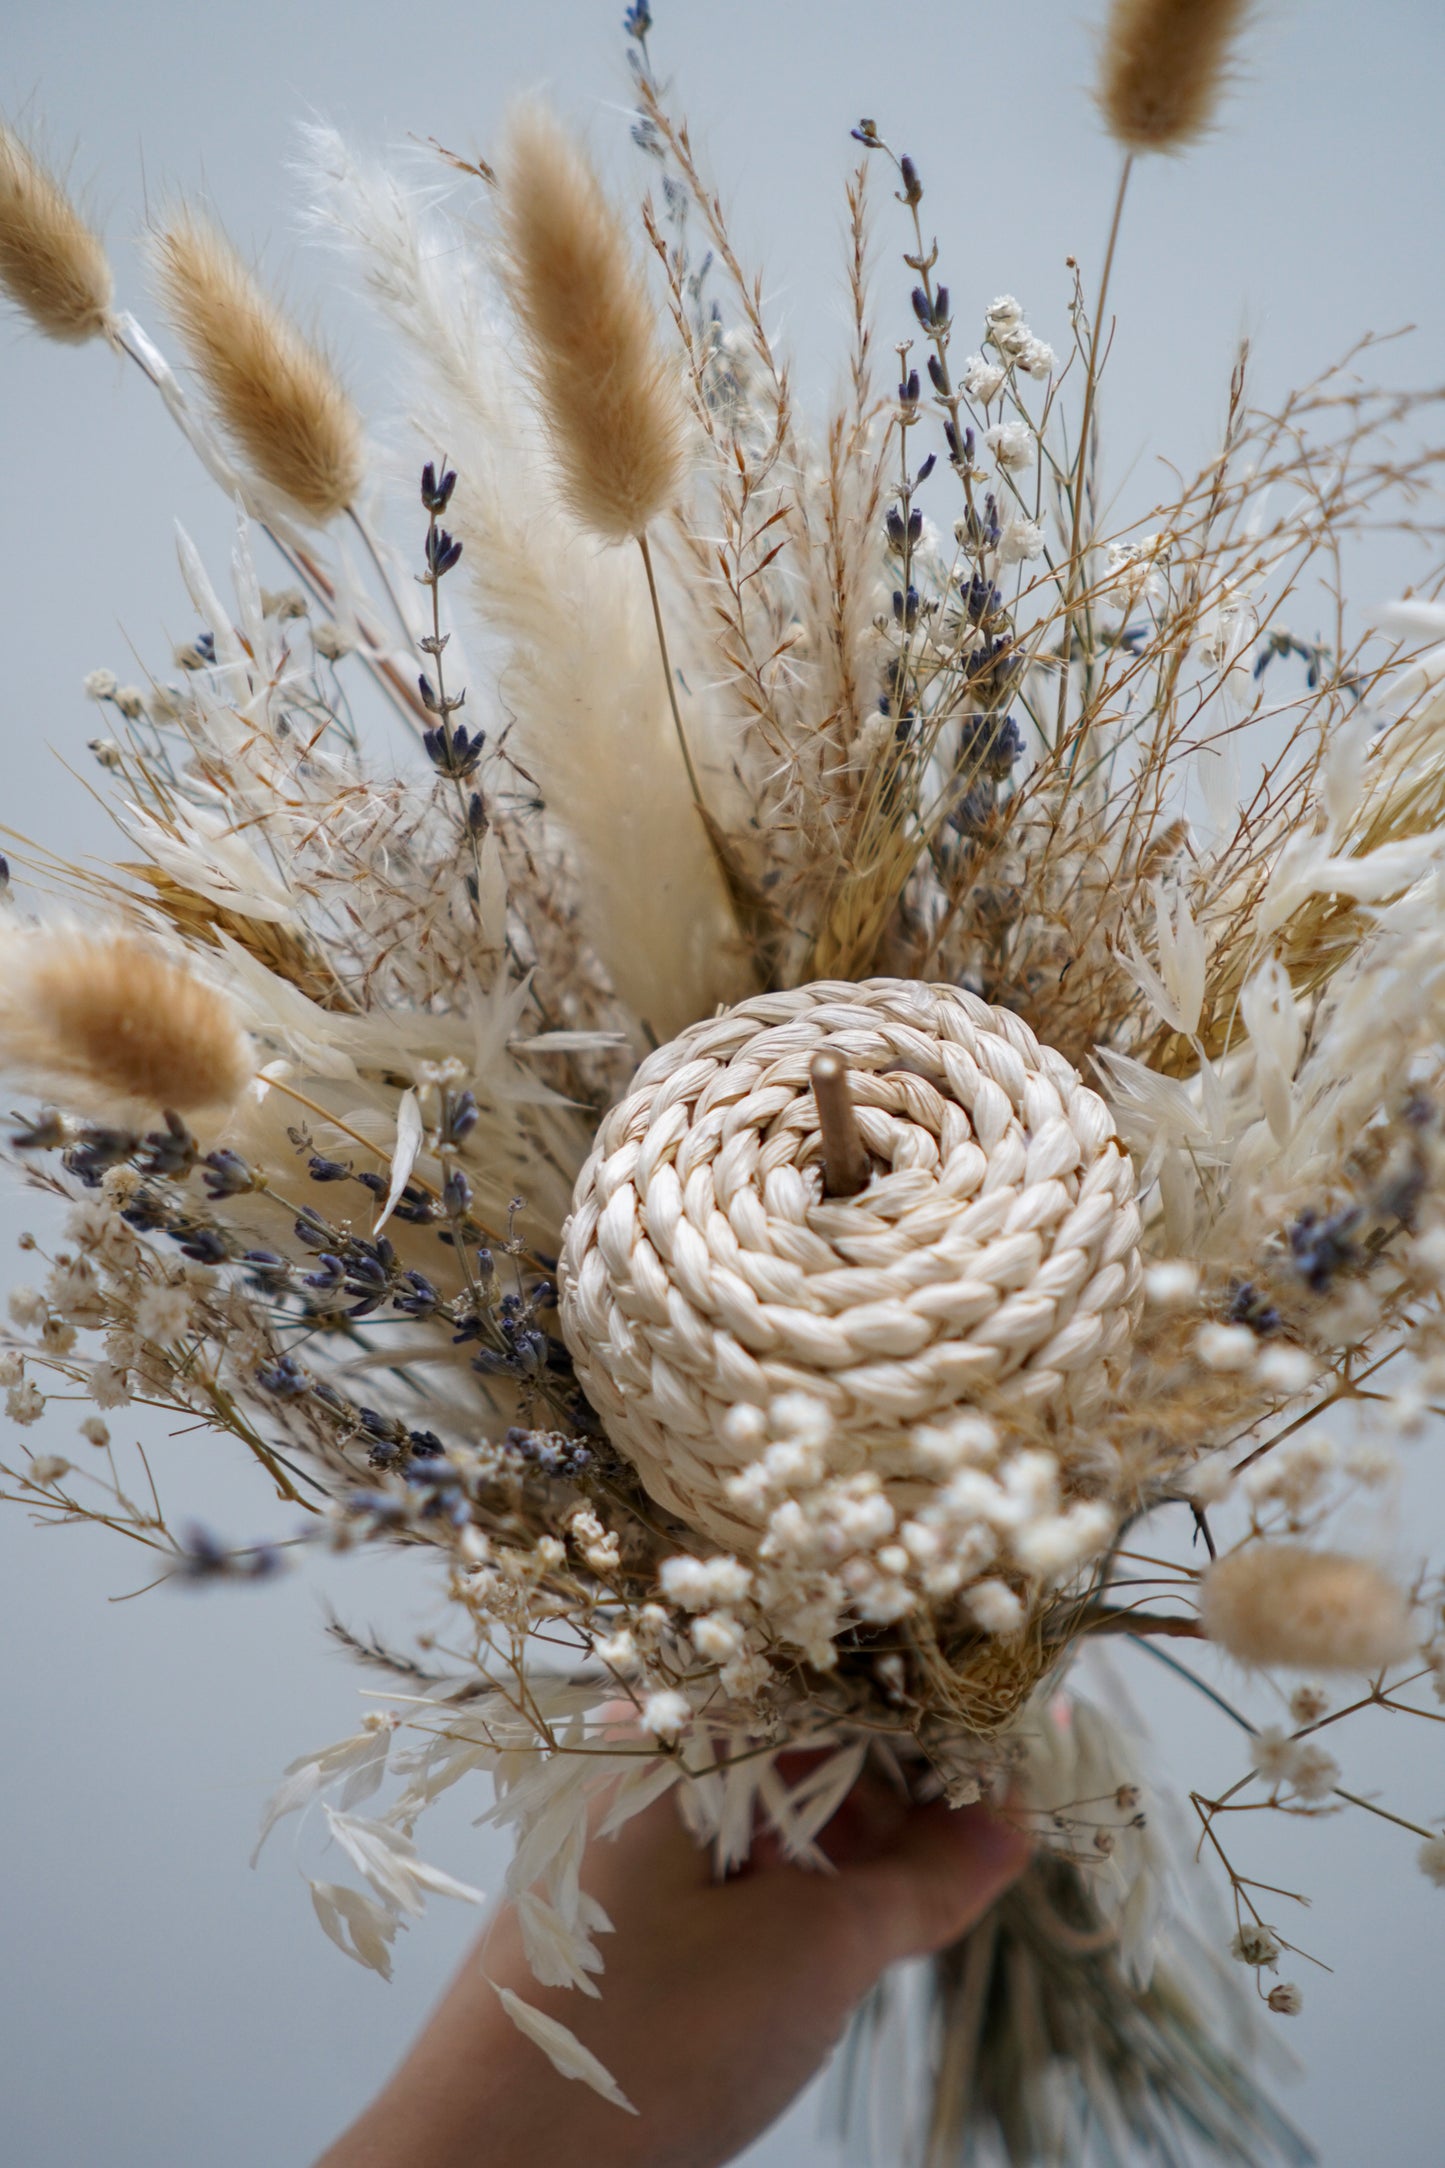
374,1087,423,1233
493,1984,637,2113
310,1879,399,1979
324,1807,485,1917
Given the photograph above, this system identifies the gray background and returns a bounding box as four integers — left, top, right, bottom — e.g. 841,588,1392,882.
2,2,1444,2162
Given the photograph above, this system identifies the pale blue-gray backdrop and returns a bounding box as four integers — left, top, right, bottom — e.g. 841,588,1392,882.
2,2,1443,2162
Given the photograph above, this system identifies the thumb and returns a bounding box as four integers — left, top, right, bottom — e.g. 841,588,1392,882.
846,1799,1033,1967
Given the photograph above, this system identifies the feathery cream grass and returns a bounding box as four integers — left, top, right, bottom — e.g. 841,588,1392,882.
150,208,362,522
495,101,687,542
0,928,253,1114
1098,0,1250,152
1200,1545,1415,1673
0,122,112,343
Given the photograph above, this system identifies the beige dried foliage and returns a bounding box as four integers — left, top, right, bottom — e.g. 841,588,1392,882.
495,101,688,542
0,927,253,1114
150,207,362,522
1200,1543,1415,1673
0,121,112,343
1098,0,1251,153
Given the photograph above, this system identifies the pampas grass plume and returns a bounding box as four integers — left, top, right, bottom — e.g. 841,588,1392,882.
150,208,362,522
0,928,253,1115
495,101,687,542
1200,1543,1415,1673
1098,0,1251,153
0,121,112,343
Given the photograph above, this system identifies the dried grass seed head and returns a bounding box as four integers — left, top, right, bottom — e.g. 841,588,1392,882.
1097,0,1252,153
0,927,253,1115
149,207,362,522
0,121,112,343
1200,1542,1415,1673
495,100,688,542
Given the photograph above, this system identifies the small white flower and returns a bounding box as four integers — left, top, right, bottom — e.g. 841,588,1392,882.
593,1629,639,1676
1267,1982,1303,2015
1288,1741,1340,1803
720,1651,772,1699
1103,536,1168,610
855,1576,914,1624
261,585,308,620
1019,337,1057,379
985,293,1024,329
762,1437,825,1491
29,1454,70,1485
79,1417,111,1449
660,1553,752,1611
913,1414,998,1473
770,1392,832,1446
640,1690,691,1741
112,685,146,719
312,620,353,660
1254,1344,1317,1395
0,1353,22,1389
6,1380,45,1426
1194,1322,1257,1372
985,421,1034,471
456,1526,490,1567
1289,1684,1329,1726
135,1281,194,1345
8,1286,46,1330
1144,1260,1199,1308
86,1362,132,1409
691,1611,745,1663
967,1578,1024,1635
719,1403,767,1455
998,513,1046,565
1012,1502,1112,1580
1230,1925,1273,1977
962,354,1007,404
83,667,118,700
47,1253,107,1323
1416,1834,1445,1886
1179,1455,1234,1506
1251,1728,1297,1786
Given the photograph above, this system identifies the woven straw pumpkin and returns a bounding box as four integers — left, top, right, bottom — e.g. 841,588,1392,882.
560,979,1142,1553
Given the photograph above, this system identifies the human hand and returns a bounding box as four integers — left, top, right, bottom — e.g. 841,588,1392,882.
318,1769,1032,2168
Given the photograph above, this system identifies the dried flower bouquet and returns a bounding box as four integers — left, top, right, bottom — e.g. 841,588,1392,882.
3,1,1445,2158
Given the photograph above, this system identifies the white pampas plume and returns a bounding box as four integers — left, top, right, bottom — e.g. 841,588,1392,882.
1200,1544,1415,1673
0,927,253,1115
301,125,745,1036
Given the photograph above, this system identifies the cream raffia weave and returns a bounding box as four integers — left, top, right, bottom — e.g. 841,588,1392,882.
560,979,1142,1550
